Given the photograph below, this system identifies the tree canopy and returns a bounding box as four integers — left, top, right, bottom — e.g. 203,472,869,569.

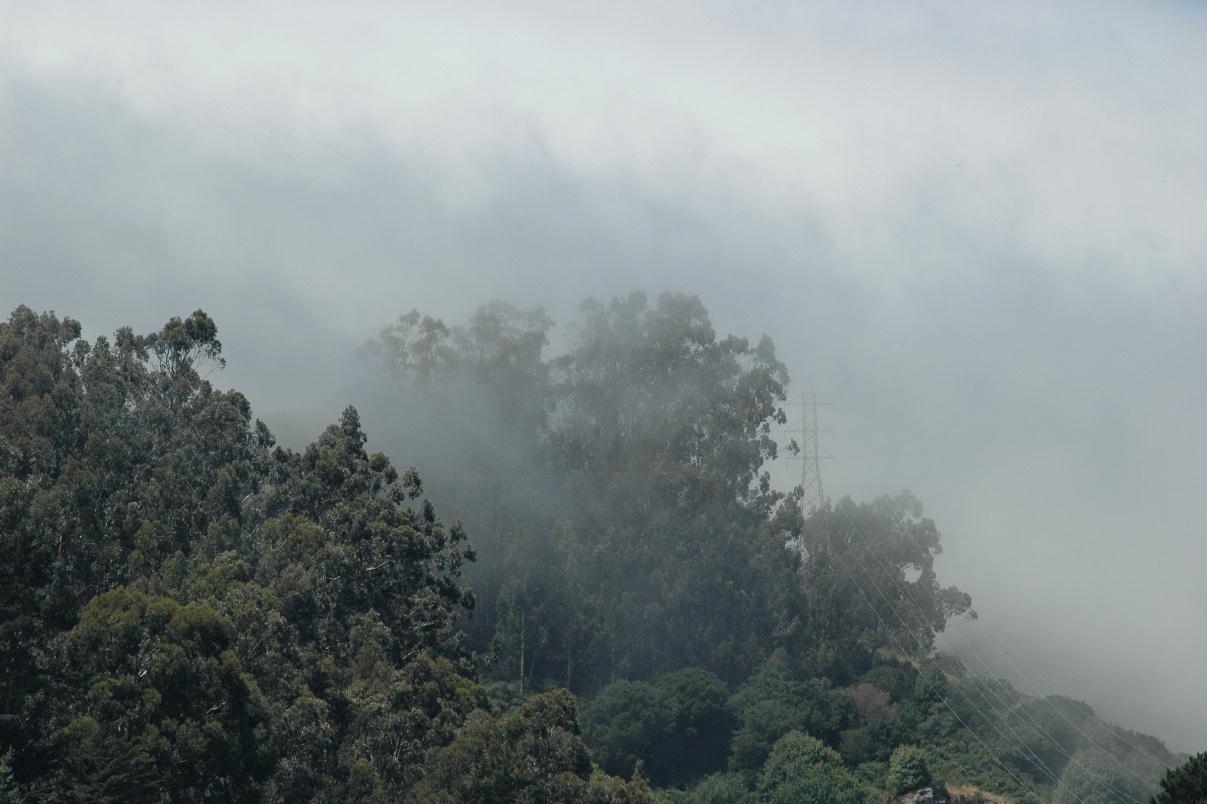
0,298,1187,802
0,305,642,801
1152,751,1207,804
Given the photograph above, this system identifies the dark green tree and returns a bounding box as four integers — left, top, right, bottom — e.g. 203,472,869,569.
1,306,606,800
728,658,855,771
582,680,675,782
1153,751,1207,804
581,667,735,787
798,493,973,660
44,588,271,801
653,668,736,784
417,689,651,802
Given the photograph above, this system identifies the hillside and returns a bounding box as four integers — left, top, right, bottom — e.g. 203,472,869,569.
0,300,1195,803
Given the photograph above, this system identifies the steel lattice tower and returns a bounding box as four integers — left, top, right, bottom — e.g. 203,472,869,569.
788,385,830,514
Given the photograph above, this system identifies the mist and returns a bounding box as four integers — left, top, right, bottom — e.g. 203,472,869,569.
3,0,1205,759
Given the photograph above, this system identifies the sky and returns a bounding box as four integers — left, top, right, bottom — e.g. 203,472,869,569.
2,1,1205,751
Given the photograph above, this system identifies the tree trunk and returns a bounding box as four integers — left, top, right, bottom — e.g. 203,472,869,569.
565,613,573,690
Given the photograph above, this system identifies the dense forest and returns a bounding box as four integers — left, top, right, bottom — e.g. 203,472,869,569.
0,297,1201,802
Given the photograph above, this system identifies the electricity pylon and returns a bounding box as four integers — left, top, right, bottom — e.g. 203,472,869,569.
787,384,831,514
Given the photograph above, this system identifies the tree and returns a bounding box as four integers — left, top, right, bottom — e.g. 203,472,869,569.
417,689,651,802
44,588,272,801
653,668,735,785
688,772,749,803
366,292,808,692
490,580,548,695
728,658,855,771
580,668,735,787
0,750,19,804
1153,751,1207,804
0,307,493,798
756,731,869,804
0,306,267,788
799,493,973,659
888,745,931,793
582,681,675,782
10,299,1174,802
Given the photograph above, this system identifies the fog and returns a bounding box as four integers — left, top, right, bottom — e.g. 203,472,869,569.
2,1,1205,752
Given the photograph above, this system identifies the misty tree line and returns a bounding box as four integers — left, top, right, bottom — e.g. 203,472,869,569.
0,297,1199,802
362,292,973,695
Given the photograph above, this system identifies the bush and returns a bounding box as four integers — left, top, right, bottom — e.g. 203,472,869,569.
839,728,877,765
687,772,749,803
888,745,931,793
756,731,868,804
418,690,652,802
728,660,855,771
860,658,918,703
583,668,735,787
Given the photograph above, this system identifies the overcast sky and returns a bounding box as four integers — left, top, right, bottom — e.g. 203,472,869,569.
2,1,1205,751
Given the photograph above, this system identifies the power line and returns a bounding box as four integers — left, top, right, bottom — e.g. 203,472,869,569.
831,527,1077,800
843,512,1150,803
792,386,1155,802
807,498,1065,796
948,617,1170,790
815,526,1048,802
940,623,1156,799
818,473,1150,800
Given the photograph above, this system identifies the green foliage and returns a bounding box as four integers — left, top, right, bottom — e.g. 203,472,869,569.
653,668,736,784
0,306,640,800
888,744,931,793
756,731,869,803
582,668,735,787
861,657,919,702
799,495,974,660
360,292,1011,800
489,579,547,694
417,689,651,802
685,772,749,803
3,300,1185,802
46,589,271,801
728,658,855,771
0,750,19,804
1006,696,1082,779
582,680,676,782
367,292,809,690
913,665,949,708
854,759,889,790
1153,751,1207,804
919,737,1043,803
0,306,276,794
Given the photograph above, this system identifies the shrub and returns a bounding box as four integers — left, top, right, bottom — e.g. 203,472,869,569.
888,745,931,794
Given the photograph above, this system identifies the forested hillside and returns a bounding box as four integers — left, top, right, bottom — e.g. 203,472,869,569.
0,298,1197,802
